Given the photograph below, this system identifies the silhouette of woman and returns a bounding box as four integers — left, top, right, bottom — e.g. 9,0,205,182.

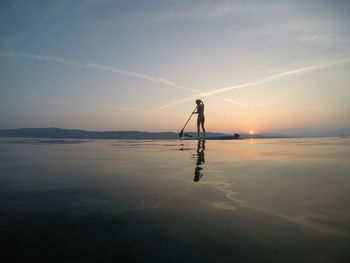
194,99,206,137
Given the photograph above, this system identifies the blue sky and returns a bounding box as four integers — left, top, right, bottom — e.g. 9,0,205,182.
1,0,349,133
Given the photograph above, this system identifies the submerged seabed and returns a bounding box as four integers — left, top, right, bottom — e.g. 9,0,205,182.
0,137,349,262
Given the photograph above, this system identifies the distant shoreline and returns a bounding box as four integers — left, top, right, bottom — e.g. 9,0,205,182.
1,127,348,139
0,128,292,140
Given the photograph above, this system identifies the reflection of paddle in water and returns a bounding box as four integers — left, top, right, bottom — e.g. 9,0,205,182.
193,140,205,182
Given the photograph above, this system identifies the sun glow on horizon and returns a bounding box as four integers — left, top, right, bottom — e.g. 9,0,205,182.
249,130,253,135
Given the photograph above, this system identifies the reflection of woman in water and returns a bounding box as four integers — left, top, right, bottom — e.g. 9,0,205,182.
194,166,203,182
194,99,206,137
194,140,205,182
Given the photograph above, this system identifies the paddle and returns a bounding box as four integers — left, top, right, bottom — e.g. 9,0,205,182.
179,106,197,137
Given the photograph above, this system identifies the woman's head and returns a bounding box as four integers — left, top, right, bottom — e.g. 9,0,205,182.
196,99,202,105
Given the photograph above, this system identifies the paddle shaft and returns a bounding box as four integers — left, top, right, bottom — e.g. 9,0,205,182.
179,106,197,137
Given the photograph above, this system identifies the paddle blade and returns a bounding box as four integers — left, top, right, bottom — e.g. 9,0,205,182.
179,130,184,137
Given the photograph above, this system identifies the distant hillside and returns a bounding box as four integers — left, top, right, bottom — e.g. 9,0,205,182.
294,128,350,137
3,127,347,139
0,128,179,139
271,127,350,137
0,128,296,139
0,128,245,140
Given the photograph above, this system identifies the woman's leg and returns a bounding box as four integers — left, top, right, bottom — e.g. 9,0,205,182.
201,119,206,137
197,118,200,137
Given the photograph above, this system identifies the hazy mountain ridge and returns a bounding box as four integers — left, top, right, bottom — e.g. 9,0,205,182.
0,127,348,139
270,128,350,137
0,128,177,139
0,128,254,139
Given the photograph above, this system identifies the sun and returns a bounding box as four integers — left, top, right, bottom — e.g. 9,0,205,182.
249,130,253,135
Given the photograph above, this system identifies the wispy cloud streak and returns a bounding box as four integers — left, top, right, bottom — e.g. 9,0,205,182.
1,51,247,109
0,52,199,93
152,57,350,111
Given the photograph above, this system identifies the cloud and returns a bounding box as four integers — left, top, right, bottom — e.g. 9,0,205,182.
151,57,350,111
117,107,137,112
1,51,250,110
222,98,255,111
0,52,199,93
5,51,344,114
158,1,349,48
157,0,289,21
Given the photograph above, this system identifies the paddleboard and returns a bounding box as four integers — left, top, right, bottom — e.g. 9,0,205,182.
180,134,241,140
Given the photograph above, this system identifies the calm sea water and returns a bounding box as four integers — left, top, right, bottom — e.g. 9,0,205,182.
1,137,349,262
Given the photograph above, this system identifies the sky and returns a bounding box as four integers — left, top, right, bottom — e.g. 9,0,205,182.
0,0,349,133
